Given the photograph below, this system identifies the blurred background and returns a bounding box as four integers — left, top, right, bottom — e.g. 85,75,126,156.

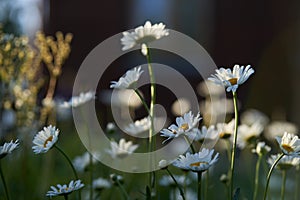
1,0,299,124
1,0,300,199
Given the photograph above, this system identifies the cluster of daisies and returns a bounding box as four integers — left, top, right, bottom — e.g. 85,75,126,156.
1,20,300,200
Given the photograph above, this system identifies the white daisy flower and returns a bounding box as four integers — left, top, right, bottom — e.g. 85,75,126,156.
216,119,235,139
188,125,219,142
276,132,300,155
160,111,201,143
0,140,19,159
121,21,169,51
268,154,300,170
110,66,143,89
72,152,100,172
124,116,150,135
173,148,219,172
252,141,271,156
264,121,298,141
32,125,59,154
237,122,264,149
92,177,112,191
106,122,116,133
106,138,138,159
46,179,84,197
240,109,269,127
159,175,191,187
60,90,95,108
208,64,255,92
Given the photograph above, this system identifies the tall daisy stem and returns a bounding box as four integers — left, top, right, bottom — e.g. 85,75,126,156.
134,89,150,114
166,168,185,200
116,179,130,200
253,154,262,200
64,194,69,200
263,153,284,200
89,153,93,200
54,145,81,200
295,165,300,200
197,172,202,200
146,46,156,196
229,91,239,199
184,136,195,154
281,170,287,200
0,161,9,200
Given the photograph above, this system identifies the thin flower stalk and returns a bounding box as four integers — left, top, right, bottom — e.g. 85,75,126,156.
54,145,81,200
229,91,239,199
253,154,263,200
134,89,150,114
281,170,286,200
198,172,202,200
145,46,156,195
0,161,9,200
263,153,284,200
166,168,186,200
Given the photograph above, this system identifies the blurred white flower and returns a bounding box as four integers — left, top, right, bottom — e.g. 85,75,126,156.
268,154,300,170
92,177,112,190
121,21,169,51
59,91,95,108
216,119,235,139
252,141,271,155
173,148,219,172
240,109,269,127
237,122,264,149
159,175,191,187
124,116,150,135
208,65,254,92
276,132,300,156
32,125,59,154
188,125,219,142
171,98,191,116
110,66,143,89
110,174,124,184
197,80,224,97
72,152,100,172
160,111,201,143
158,159,175,169
264,121,298,141
0,140,19,159
100,89,142,108
46,180,84,197
106,122,117,133
106,138,138,159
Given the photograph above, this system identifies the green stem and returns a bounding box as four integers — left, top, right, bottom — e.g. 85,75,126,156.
281,170,287,200
184,136,195,154
295,166,300,200
116,179,130,200
229,91,239,200
253,155,262,200
198,172,202,200
54,145,81,200
166,168,186,200
89,153,93,200
64,194,68,200
134,89,150,114
146,46,156,197
0,161,9,200
263,153,284,200
204,170,209,200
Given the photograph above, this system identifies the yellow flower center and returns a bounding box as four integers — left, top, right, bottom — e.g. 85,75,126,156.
228,78,238,85
281,144,294,153
43,136,53,148
180,123,189,131
190,161,208,167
